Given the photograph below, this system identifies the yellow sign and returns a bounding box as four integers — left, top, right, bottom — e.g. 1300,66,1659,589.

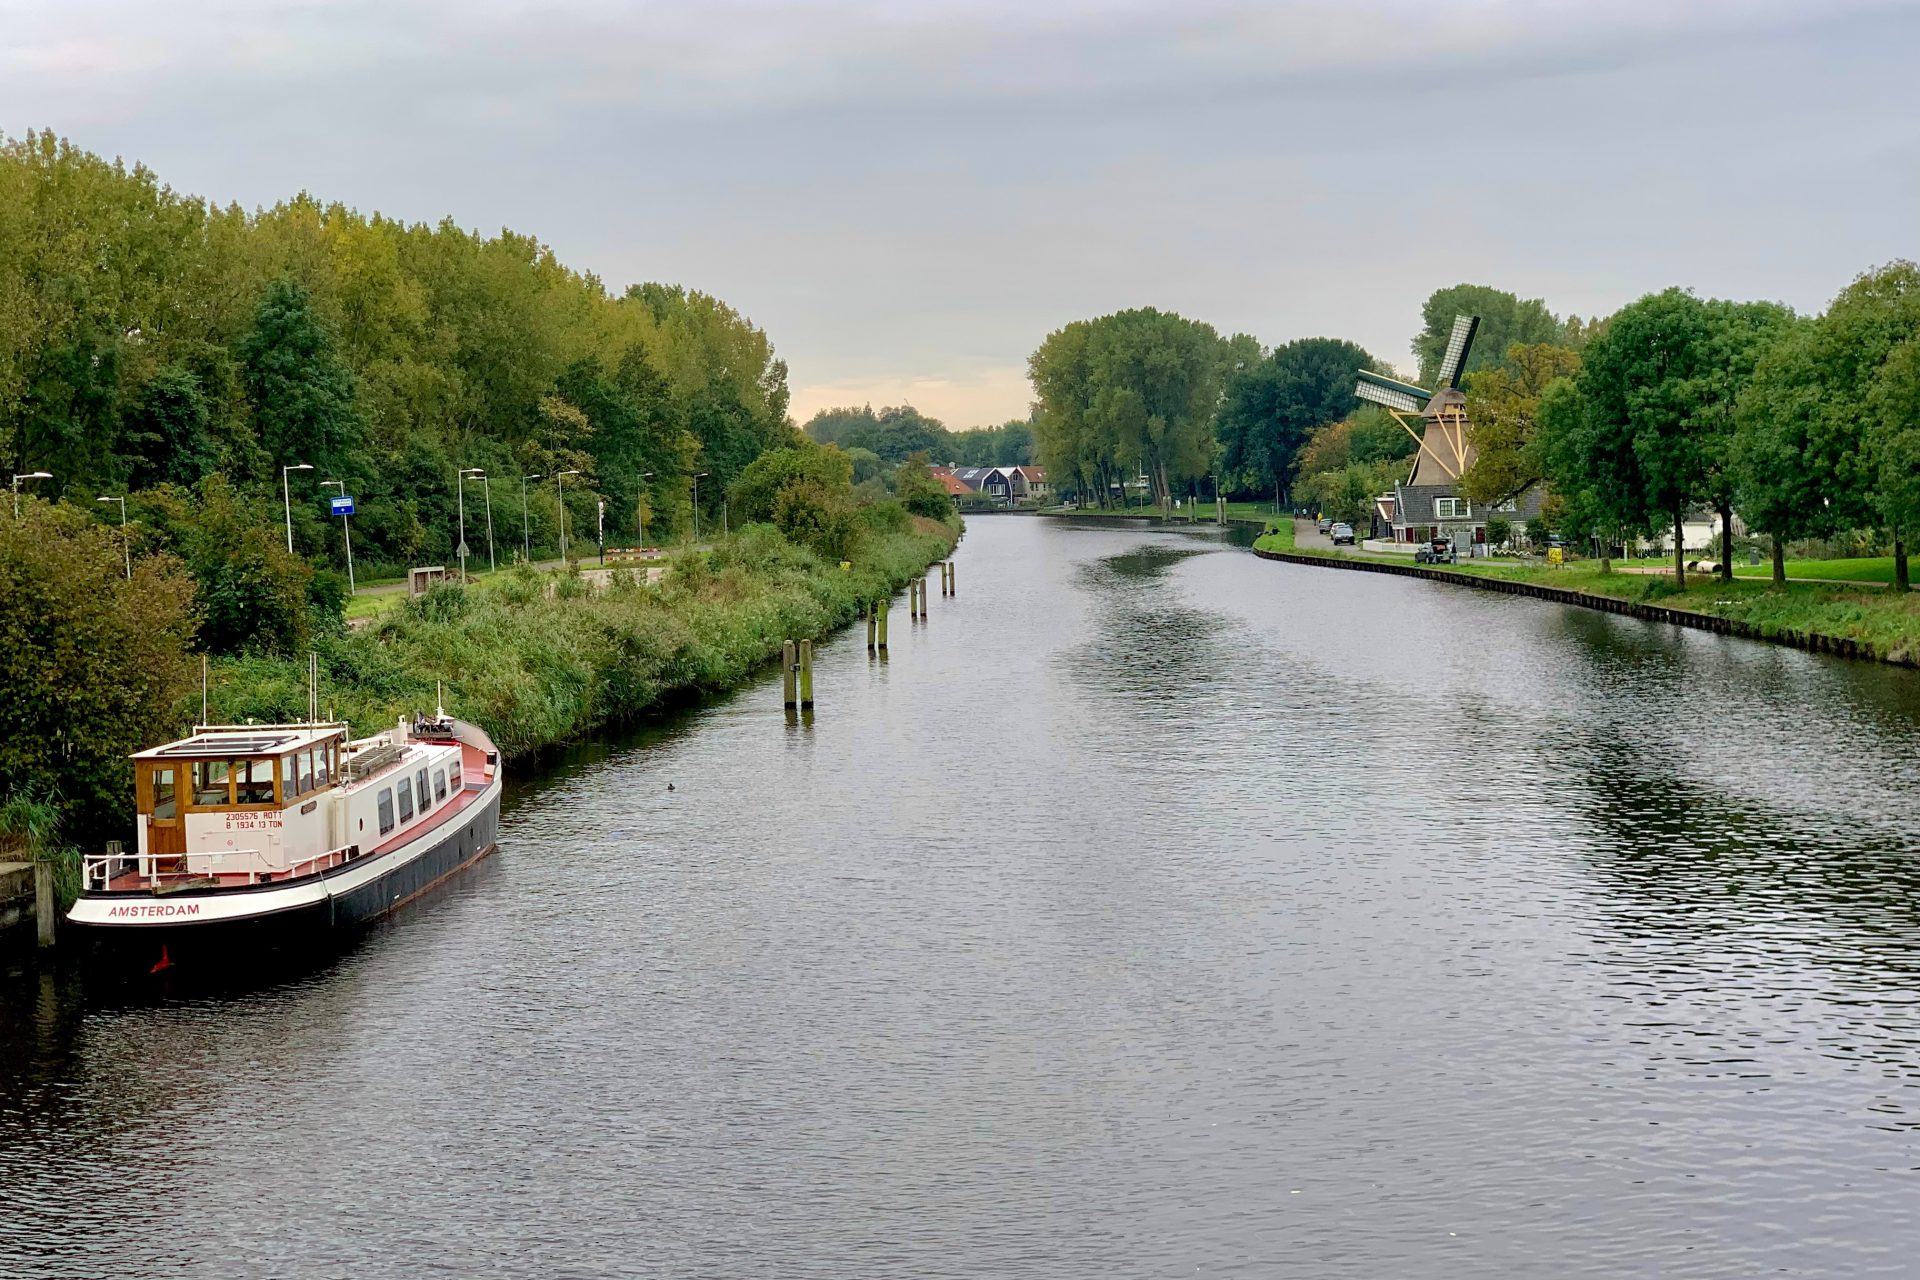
1547,547,1564,566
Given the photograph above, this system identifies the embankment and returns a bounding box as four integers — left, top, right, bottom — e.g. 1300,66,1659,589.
1254,526,1920,667
210,517,960,761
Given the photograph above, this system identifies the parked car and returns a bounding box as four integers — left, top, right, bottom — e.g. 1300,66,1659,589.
1316,515,1333,534
1414,537,1456,564
1330,522,1356,546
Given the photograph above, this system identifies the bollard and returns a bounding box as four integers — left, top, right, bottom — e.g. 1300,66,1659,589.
877,599,890,651
866,603,877,651
948,560,956,596
917,577,928,619
799,640,814,709
35,860,55,948
782,639,798,710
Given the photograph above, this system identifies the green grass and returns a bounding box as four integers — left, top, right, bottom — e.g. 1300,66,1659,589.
214,519,959,760
1253,524,1920,662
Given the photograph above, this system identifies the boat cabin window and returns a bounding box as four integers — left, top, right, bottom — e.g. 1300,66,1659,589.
298,750,315,794
314,744,331,789
237,758,275,806
434,769,447,801
378,789,395,835
193,760,229,806
449,761,462,791
397,778,414,824
416,768,431,812
151,767,177,820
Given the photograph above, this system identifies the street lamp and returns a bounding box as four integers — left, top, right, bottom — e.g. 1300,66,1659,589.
10,471,51,518
555,469,580,561
637,472,654,547
479,474,496,571
320,480,356,595
282,463,312,551
691,471,710,543
521,474,542,561
96,495,130,579
457,468,485,581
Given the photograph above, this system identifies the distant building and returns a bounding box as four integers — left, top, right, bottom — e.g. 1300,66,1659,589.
936,465,1043,504
1370,396,1543,551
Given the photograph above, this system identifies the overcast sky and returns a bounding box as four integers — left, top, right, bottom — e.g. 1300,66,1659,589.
4,0,1917,428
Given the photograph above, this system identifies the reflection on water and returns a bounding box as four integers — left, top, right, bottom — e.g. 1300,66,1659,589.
5,516,1920,1278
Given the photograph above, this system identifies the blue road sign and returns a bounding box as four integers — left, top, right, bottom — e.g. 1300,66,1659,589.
330,496,355,516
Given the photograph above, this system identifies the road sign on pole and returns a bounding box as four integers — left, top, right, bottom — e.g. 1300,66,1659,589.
330,496,355,516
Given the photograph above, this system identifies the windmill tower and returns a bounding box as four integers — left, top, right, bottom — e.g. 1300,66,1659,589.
1353,314,1481,486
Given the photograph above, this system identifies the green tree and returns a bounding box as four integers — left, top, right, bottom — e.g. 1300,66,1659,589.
894,457,955,520
728,442,855,525
238,277,362,478
186,476,319,654
1459,343,1582,506
121,366,217,489
0,500,198,843
1216,337,1373,500
1414,284,1567,386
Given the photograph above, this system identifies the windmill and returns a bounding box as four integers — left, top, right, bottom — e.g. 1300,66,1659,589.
1353,314,1480,484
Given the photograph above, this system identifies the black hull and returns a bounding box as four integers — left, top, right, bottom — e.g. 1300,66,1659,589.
72,787,500,970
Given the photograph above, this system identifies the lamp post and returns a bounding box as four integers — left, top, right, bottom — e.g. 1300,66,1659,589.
457,468,484,581
9,471,51,518
320,480,356,594
637,472,654,547
96,495,130,579
691,471,709,544
282,463,312,551
522,474,542,562
555,469,580,561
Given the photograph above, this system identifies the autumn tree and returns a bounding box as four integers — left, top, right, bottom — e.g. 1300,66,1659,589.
1459,343,1581,507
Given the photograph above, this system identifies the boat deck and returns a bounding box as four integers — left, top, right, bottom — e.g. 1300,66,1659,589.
101,740,493,893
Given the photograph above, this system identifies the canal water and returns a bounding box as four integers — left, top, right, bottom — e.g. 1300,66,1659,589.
5,515,1920,1278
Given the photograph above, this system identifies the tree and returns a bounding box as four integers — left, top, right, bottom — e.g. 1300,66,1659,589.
728,442,855,524
1567,289,1792,586
121,366,216,489
0,500,197,844
1459,343,1582,507
238,278,363,478
185,476,319,654
1414,285,1567,386
1537,374,1636,572
1732,324,1840,584
1216,337,1373,499
894,457,955,520
1823,262,1920,589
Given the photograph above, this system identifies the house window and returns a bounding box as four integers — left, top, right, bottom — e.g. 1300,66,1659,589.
416,768,432,811
378,789,395,835
397,778,414,824
1435,497,1471,519
434,769,448,801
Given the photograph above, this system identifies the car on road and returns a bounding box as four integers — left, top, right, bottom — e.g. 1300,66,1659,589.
1414,537,1456,564
1316,515,1333,534
1330,522,1356,546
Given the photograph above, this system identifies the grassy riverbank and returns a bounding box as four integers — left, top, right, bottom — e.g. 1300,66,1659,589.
1252,524,1920,663
208,516,959,759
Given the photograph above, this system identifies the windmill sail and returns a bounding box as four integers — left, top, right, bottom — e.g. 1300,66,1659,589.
1355,370,1427,414
1434,314,1481,390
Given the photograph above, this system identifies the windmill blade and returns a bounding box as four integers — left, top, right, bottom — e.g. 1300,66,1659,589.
1355,371,1427,414
1435,314,1481,389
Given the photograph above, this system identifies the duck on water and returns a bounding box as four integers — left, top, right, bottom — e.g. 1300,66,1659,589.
68,706,503,966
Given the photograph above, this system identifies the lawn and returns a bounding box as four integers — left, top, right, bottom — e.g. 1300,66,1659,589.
1251,524,1920,663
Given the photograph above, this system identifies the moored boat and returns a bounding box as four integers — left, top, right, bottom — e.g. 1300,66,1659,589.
69,708,502,961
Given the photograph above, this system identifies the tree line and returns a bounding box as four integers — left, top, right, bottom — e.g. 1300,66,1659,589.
1,130,793,613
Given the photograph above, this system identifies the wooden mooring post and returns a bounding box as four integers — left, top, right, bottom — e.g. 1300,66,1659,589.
877,599,890,652
782,639,798,710
866,603,877,651
946,560,956,595
34,860,56,948
798,640,814,710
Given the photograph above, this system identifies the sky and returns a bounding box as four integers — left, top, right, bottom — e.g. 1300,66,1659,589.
4,0,1918,429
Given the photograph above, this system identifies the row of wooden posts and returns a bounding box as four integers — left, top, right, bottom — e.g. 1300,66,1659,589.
783,560,955,711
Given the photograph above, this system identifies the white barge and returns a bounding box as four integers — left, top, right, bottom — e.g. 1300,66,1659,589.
70,711,502,956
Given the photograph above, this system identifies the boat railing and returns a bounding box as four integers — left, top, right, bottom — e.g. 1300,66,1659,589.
83,844,363,891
